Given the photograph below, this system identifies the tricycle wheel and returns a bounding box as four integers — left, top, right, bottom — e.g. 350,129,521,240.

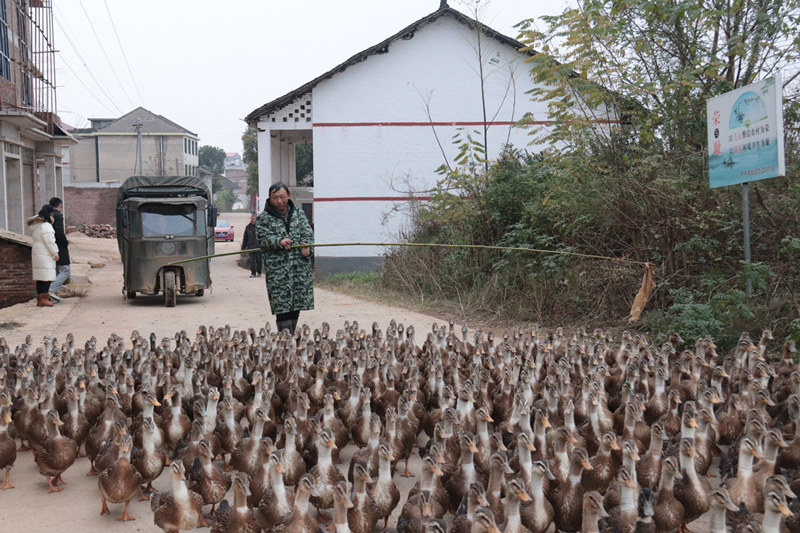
196,289,204,297
126,290,136,299
164,271,177,307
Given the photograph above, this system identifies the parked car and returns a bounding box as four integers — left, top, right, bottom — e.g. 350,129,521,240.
214,220,235,242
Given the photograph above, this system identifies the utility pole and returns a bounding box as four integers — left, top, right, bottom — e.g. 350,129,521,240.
134,119,144,175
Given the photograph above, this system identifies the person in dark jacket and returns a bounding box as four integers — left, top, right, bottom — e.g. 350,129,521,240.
255,182,314,334
48,197,70,303
241,214,262,277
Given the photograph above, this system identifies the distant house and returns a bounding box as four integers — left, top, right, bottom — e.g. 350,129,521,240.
225,152,245,169
68,107,200,183
0,2,76,235
246,2,619,275
224,152,248,193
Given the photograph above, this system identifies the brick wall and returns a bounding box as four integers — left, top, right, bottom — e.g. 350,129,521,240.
64,186,119,227
0,239,35,308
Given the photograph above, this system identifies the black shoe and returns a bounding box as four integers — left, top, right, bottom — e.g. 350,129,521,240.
250,273,256,278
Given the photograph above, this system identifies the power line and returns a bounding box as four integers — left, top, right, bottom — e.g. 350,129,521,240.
76,0,135,109
57,52,118,116
103,0,144,105
53,6,123,114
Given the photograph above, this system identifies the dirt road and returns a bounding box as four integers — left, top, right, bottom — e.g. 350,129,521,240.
0,212,443,532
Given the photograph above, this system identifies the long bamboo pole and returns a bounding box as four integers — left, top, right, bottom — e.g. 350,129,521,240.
168,242,651,267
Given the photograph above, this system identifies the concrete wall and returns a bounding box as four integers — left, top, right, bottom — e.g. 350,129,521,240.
70,134,199,183
0,238,35,308
64,184,119,227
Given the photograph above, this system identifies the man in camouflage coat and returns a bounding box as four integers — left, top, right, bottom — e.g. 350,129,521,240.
255,182,314,334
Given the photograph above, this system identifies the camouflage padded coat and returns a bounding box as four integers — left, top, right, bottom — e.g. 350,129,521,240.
255,199,314,315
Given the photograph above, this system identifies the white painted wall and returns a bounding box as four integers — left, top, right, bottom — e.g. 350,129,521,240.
310,16,550,257
253,14,616,261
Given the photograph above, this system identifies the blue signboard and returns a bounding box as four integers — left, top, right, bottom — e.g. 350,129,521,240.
706,74,785,188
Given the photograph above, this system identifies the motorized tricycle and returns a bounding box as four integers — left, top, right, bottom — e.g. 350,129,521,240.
116,176,217,307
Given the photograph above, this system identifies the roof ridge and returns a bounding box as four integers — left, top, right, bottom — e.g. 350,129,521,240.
245,4,536,124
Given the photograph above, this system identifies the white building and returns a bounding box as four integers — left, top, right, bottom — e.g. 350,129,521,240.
246,2,616,275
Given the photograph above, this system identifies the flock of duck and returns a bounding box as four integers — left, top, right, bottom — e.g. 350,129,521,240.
1,321,800,533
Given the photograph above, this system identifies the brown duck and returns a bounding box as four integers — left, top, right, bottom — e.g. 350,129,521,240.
151,461,205,533
0,406,17,489
132,416,166,499
34,410,78,493
188,439,232,520
98,434,141,521
369,441,400,528
550,446,592,532
210,473,260,533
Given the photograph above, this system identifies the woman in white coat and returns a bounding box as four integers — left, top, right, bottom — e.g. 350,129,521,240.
27,204,60,307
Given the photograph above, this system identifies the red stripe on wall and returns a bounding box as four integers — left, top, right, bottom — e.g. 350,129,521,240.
314,121,521,127
314,196,432,202
313,120,620,127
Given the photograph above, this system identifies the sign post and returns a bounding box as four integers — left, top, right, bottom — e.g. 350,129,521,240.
706,74,785,295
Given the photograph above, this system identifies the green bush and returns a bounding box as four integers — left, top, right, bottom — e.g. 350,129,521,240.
380,138,799,350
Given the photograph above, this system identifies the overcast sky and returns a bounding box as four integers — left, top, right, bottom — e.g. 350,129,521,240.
53,0,571,155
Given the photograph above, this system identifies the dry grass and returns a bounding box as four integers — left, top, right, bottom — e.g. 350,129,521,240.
318,272,534,332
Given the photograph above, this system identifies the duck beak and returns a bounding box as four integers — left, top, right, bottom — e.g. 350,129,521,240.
780,503,791,516
468,441,479,454
582,459,593,471
518,491,532,502
432,464,443,476
625,478,638,489
345,496,354,509
276,462,285,474
327,439,337,449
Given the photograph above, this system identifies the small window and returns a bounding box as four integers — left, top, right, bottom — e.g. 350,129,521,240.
0,1,10,80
